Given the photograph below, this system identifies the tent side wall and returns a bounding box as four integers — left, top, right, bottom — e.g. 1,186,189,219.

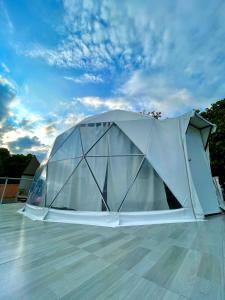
186,125,220,215
116,116,204,218
144,117,201,218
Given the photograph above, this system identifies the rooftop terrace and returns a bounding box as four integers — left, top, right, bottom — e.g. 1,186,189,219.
0,204,224,299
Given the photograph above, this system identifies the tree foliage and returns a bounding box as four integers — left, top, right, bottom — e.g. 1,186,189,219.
140,110,162,119
0,148,33,178
201,99,225,189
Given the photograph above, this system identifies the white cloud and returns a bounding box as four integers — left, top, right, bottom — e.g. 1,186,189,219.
0,76,17,123
118,70,198,116
0,1,14,34
77,96,133,111
9,98,43,123
3,0,225,152
64,112,86,126
21,1,172,71
75,70,210,117
64,73,103,84
57,65,217,118
18,0,225,101
1,62,10,73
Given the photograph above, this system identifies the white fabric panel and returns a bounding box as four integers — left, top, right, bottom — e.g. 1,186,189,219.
46,158,81,207
52,159,103,211
115,116,199,215
50,128,82,162
22,204,196,227
86,126,144,211
186,126,220,214
87,124,141,156
146,118,192,209
86,156,108,193
116,120,152,154
121,159,169,211
118,208,196,226
46,208,119,226
108,125,142,155
107,156,143,211
80,123,110,154
50,126,75,158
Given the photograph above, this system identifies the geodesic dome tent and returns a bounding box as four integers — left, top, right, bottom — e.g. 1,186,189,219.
21,110,223,226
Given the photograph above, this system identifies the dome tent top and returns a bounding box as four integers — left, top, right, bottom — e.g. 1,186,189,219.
79,109,153,124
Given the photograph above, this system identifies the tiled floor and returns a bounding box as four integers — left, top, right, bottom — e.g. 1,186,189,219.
0,203,224,299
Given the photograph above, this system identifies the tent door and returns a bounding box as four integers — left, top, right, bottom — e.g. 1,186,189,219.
186,126,220,215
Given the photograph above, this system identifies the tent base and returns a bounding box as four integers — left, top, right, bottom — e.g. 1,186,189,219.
18,204,202,227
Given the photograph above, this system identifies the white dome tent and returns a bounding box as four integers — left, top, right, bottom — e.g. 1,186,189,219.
20,110,223,227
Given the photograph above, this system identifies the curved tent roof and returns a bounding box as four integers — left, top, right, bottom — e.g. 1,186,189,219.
79,109,152,124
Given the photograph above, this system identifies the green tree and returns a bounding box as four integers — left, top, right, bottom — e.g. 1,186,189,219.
201,99,225,189
0,148,10,176
140,110,162,119
0,148,33,178
6,153,33,178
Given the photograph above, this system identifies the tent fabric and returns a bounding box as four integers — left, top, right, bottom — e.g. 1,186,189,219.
22,109,222,227
120,159,169,212
19,204,195,227
46,158,81,207
49,126,75,159
186,126,220,214
115,120,152,154
50,128,83,161
51,159,103,211
79,110,151,124
80,122,111,154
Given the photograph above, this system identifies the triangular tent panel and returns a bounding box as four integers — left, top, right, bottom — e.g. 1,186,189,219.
87,155,143,211
85,156,108,203
120,159,169,212
115,119,152,154
87,124,142,156
50,127,83,162
46,158,81,207
50,158,104,211
79,122,111,154
49,126,75,159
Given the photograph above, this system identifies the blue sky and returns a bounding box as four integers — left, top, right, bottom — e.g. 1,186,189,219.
0,0,225,160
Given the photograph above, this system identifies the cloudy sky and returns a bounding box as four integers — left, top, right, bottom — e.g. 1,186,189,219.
0,0,225,161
